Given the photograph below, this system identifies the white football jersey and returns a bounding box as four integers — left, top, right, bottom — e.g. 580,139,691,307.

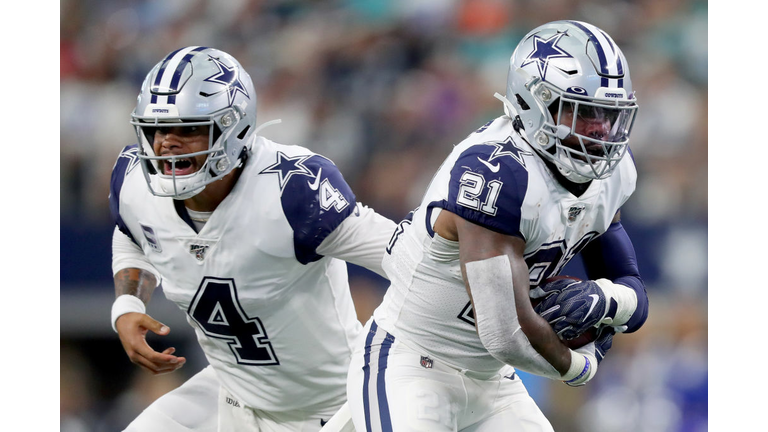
374,116,637,374
110,136,366,412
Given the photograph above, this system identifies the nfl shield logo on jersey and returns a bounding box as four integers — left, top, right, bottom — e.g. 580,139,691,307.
189,244,209,261
420,356,433,369
567,204,586,223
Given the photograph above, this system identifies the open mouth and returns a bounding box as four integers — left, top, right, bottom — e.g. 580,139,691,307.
163,157,196,176
584,144,605,157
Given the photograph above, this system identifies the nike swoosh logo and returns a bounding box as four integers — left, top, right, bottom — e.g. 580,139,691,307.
477,157,500,173
308,167,322,190
582,294,600,323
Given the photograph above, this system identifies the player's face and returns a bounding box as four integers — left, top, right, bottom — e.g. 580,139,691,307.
152,125,210,176
557,103,613,157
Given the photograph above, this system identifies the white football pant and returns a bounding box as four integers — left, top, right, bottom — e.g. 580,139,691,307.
124,365,218,432
347,319,554,432
125,365,342,432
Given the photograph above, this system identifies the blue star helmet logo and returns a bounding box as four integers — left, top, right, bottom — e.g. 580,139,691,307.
204,55,250,106
521,31,573,80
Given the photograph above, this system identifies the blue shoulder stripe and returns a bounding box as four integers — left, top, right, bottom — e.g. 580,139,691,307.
279,155,356,264
109,145,140,245
440,144,530,238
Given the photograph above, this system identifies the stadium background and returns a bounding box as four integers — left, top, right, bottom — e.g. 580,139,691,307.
60,1,707,431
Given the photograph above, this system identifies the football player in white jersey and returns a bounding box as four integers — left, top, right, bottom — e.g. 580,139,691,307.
109,47,396,431
347,21,650,431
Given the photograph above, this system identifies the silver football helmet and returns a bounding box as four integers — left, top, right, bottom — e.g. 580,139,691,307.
130,46,257,199
504,20,638,183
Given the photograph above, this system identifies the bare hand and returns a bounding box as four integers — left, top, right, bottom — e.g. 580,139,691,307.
115,312,186,375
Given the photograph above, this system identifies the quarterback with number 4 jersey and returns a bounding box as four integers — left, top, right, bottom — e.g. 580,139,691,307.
109,47,395,432
348,21,649,431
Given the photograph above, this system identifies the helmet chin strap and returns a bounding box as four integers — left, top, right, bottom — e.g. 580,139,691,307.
555,162,592,184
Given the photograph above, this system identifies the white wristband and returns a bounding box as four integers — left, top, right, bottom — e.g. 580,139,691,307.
562,349,587,382
562,345,598,386
111,294,146,333
595,278,637,327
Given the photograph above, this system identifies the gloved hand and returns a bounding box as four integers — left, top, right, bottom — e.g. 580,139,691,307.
533,278,608,341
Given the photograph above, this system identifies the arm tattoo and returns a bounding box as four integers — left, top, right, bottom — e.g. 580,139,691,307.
114,268,157,304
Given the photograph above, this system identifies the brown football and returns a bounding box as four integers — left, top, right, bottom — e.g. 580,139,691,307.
561,326,598,349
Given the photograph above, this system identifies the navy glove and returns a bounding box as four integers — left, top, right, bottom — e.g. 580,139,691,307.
594,326,615,364
529,276,577,301
533,278,608,341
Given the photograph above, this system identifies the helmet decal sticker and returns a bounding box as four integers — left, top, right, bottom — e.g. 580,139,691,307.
520,31,574,80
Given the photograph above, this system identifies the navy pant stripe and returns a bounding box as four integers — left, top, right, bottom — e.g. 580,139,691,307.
362,321,378,432
377,330,395,432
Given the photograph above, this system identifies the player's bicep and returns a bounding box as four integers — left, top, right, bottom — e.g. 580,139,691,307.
453,215,533,319
317,203,396,278
112,227,161,285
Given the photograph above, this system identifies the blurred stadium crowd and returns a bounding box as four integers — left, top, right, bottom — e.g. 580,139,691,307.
60,0,707,431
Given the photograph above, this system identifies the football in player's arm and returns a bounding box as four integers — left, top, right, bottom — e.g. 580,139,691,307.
345,20,649,432
109,47,395,432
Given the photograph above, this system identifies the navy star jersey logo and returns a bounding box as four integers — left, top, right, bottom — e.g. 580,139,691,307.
119,146,141,174
521,31,573,80
486,137,532,168
204,55,250,106
259,151,313,189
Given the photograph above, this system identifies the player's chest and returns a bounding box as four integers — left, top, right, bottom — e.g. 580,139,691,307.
130,210,297,307
530,197,609,246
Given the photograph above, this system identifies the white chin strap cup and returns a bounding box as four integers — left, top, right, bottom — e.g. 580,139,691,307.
555,124,571,139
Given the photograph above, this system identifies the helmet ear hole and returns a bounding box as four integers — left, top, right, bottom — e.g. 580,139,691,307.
547,98,560,118
515,94,530,111
211,123,222,145
237,125,251,140
142,126,157,145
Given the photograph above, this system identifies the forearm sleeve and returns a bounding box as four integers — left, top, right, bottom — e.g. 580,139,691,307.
581,221,649,333
316,203,396,279
466,256,563,380
111,226,162,285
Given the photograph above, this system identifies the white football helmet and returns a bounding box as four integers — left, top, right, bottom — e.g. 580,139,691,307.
130,46,257,199
503,20,638,183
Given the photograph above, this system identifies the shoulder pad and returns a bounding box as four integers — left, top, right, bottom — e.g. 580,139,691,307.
442,140,532,237
275,154,357,264
109,145,141,244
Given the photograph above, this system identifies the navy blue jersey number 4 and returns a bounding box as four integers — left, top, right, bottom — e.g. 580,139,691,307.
188,277,279,366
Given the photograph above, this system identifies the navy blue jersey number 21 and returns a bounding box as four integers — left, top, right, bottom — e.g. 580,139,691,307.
188,277,279,365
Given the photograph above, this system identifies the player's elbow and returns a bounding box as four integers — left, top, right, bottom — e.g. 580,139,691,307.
623,287,649,333
617,275,649,333
479,324,529,363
